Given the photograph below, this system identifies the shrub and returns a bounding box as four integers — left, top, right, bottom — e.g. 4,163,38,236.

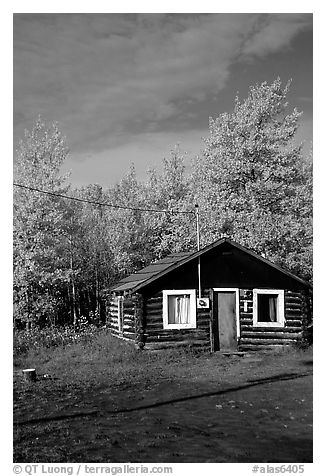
13,324,102,358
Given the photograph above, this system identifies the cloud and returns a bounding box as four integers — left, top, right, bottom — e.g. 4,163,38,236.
240,13,312,59
14,13,312,158
61,128,207,187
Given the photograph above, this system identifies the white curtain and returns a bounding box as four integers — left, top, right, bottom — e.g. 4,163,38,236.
168,295,190,324
268,296,277,322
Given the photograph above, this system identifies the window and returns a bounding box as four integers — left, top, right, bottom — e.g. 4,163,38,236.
163,290,196,329
117,296,124,333
253,289,285,327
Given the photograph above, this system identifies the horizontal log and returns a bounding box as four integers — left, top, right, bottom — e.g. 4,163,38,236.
145,310,162,318
197,322,210,330
108,300,134,309
121,308,135,314
285,311,303,317
146,311,162,318
146,328,207,336
145,302,163,311
242,326,302,333
108,314,119,320
123,313,135,319
285,290,305,298
145,310,162,317
285,310,303,317
145,314,163,322
121,331,136,339
197,310,211,318
240,313,253,318
122,323,134,330
111,333,135,343
285,297,303,304
146,334,208,344
240,318,253,324
144,341,210,351
241,331,301,339
285,303,302,310
110,322,135,330
146,317,163,326
239,344,291,351
146,327,164,333
108,306,119,313
122,316,134,323
145,317,162,325
239,338,297,345
146,296,163,304
110,327,136,338
197,316,210,323
145,333,194,341
285,317,303,324
146,335,207,342
285,320,302,327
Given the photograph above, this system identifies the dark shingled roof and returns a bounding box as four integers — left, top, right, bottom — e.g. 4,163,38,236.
112,251,192,292
111,238,312,293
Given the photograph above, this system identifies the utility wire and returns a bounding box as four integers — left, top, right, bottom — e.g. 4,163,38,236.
13,183,195,216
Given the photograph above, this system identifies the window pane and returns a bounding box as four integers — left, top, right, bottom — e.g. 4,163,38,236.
257,294,278,322
168,295,190,324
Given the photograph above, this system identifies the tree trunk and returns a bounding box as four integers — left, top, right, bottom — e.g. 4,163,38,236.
95,265,100,320
70,237,78,329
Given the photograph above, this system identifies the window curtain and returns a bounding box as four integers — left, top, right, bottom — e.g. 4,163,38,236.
168,295,190,324
268,296,277,322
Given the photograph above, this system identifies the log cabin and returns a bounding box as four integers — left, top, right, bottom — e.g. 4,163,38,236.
107,238,312,352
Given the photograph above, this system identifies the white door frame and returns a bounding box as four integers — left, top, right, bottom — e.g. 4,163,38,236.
212,288,240,339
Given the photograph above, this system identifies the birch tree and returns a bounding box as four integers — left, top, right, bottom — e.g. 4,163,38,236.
13,117,70,327
192,78,312,280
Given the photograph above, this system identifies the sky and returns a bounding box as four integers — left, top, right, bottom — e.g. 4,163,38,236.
13,12,313,187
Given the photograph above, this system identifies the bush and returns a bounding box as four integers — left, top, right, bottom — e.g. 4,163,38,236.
13,324,102,357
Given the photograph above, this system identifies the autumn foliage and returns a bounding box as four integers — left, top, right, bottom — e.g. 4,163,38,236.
13,79,312,328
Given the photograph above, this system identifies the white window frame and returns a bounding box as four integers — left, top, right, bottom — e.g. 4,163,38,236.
163,289,197,329
213,288,240,339
117,296,124,333
253,289,285,327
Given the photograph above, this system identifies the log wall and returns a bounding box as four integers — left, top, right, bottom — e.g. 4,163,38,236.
238,289,309,351
143,290,211,351
107,296,136,342
107,287,311,352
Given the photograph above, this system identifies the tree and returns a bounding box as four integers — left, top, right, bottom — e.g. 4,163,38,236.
142,146,195,257
67,184,115,323
192,78,312,280
13,117,70,327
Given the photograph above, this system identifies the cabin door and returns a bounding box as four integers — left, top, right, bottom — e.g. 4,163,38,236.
213,290,238,351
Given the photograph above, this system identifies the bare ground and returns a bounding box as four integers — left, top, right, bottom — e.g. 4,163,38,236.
13,347,313,463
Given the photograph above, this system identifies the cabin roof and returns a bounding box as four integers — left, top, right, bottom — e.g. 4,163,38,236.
111,237,311,293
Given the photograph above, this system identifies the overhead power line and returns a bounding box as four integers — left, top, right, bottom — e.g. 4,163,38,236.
13,183,195,216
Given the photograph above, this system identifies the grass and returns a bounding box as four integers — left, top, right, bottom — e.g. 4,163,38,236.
13,327,313,463
14,327,204,388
